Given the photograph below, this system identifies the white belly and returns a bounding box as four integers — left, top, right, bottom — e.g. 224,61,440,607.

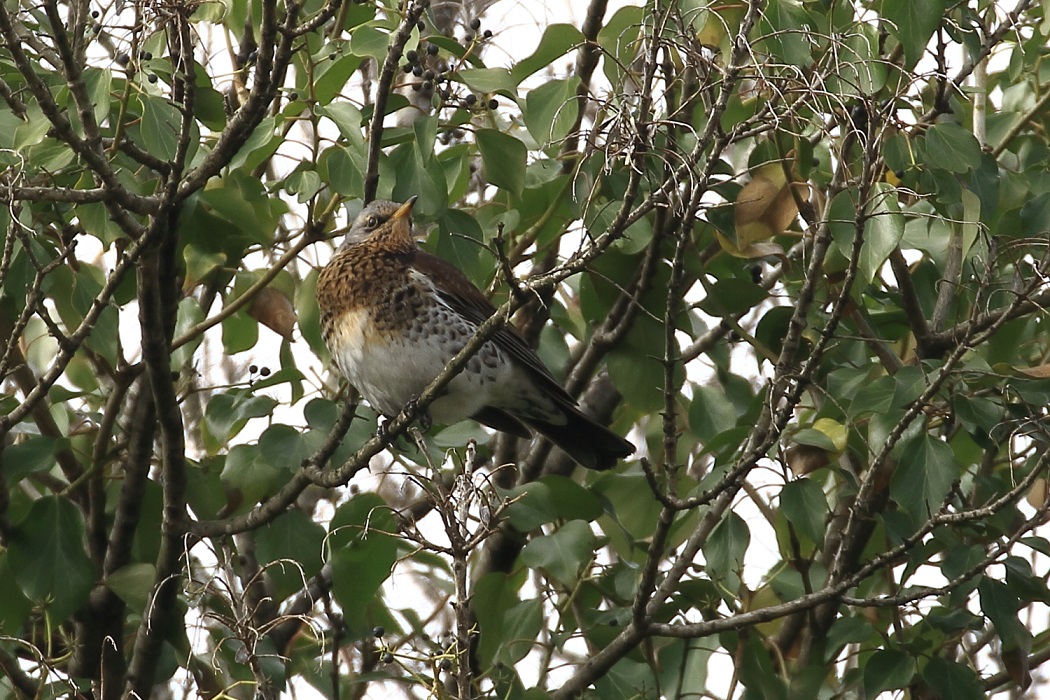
328,307,512,424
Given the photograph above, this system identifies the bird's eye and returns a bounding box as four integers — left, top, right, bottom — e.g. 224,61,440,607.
366,215,380,228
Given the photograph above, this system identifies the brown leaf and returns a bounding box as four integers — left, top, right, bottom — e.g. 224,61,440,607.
723,161,809,258
1002,646,1032,690
248,287,297,341
1017,363,1050,379
784,443,829,476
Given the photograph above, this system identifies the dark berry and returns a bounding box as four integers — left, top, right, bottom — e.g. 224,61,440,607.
422,80,433,91
412,82,422,91
440,659,452,671
464,33,475,43
249,365,258,374
483,29,492,39
140,50,153,60
383,652,394,664
487,98,497,109
288,92,298,101
469,18,481,30
464,93,477,105
894,169,905,178
402,64,412,73
427,42,439,56
373,626,385,638
440,89,451,101
259,367,271,377
90,9,99,17
147,73,158,83
115,53,129,66
423,69,434,80
412,65,423,77
406,49,418,63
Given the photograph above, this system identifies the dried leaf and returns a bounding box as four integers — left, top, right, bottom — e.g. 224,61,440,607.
248,287,297,340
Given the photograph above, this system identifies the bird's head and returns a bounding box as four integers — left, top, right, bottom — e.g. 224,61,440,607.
342,196,418,249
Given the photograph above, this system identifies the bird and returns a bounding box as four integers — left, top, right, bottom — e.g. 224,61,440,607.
315,196,635,470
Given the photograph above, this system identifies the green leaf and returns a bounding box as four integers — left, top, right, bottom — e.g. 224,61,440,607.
757,0,813,67
594,656,658,700
511,24,585,83
220,444,281,509
172,296,206,370
349,25,390,62
829,185,904,289
458,68,518,95
497,598,544,665
862,649,915,697
203,392,278,453
475,129,526,196
822,616,875,663
881,0,946,69
312,46,364,105
7,496,94,623
105,563,157,613
136,94,182,161
860,182,905,286
889,434,957,519
826,23,886,97
702,511,750,590
520,520,596,586
780,479,828,546
697,278,768,317
472,571,526,668
221,310,259,355
0,552,32,634
597,5,644,88
921,657,984,700
256,509,326,600
925,123,982,173
978,576,1028,652
328,493,399,634
523,77,581,146
502,476,604,531
4,435,67,484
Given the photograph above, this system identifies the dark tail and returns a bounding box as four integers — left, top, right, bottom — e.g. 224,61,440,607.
525,404,634,470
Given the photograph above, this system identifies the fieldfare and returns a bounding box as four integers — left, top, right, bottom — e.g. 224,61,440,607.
316,197,635,470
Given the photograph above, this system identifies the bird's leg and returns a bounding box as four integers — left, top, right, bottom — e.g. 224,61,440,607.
404,397,432,431
377,416,392,441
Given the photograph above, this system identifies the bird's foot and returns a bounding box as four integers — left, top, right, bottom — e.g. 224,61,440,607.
377,416,392,441
405,398,432,431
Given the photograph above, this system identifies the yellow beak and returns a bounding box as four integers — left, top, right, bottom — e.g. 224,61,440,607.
391,196,418,221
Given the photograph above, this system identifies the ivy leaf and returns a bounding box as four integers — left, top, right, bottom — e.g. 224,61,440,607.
511,24,584,82
702,511,750,590
524,77,581,146
780,479,828,546
7,496,94,623
925,123,982,173
921,657,984,700
889,434,957,520
476,129,527,196
863,649,915,697
881,0,946,68
458,68,518,95
520,520,596,586
328,493,399,634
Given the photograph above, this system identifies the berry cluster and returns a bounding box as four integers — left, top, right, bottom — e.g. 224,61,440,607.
398,16,499,113
114,49,160,83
